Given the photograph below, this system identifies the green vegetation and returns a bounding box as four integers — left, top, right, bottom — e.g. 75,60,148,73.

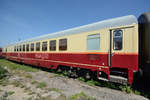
119,85,132,93
31,80,38,84
0,59,38,72
0,91,14,100
25,73,32,79
77,77,85,82
36,82,47,89
0,78,9,86
7,91,15,95
47,88,61,93
68,92,96,100
0,92,9,100
11,80,22,87
77,76,143,95
0,65,8,79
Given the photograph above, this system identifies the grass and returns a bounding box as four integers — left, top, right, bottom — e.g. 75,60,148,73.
0,59,38,72
7,91,15,95
68,92,96,100
31,80,38,84
0,78,9,86
36,82,47,89
0,65,8,79
24,73,32,79
47,88,61,93
11,80,22,87
1,92,9,100
77,76,141,95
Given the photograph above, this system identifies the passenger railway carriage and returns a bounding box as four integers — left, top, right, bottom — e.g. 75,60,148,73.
2,12,150,85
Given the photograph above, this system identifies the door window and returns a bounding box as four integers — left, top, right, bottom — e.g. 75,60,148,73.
113,30,123,50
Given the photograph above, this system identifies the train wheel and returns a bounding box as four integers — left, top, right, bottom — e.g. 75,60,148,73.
68,67,78,78
84,71,91,80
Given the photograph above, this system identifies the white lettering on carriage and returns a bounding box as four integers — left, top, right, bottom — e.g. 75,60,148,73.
35,53,49,59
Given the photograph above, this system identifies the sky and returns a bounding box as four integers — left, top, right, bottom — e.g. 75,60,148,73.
0,0,150,47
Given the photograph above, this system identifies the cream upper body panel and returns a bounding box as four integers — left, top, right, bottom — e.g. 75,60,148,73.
2,15,138,54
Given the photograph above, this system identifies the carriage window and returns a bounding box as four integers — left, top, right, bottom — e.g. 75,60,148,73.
87,34,100,50
42,41,47,51
17,46,19,51
19,45,21,51
14,46,16,52
36,42,40,51
18,46,19,51
50,40,56,51
26,44,29,51
31,43,34,51
23,45,25,51
59,39,67,51
113,30,123,50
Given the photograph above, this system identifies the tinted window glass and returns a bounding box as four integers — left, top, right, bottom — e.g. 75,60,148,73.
59,39,67,51
14,46,16,52
87,34,100,50
113,30,123,50
50,40,56,51
17,46,19,51
23,45,25,51
19,45,21,51
31,43,34,51
26,44,29,51
42,41,47,51
36,42,40,51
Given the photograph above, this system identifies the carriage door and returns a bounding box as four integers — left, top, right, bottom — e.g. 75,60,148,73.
110,29,124,67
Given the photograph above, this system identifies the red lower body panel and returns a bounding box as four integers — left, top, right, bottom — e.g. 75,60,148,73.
2,52,138,84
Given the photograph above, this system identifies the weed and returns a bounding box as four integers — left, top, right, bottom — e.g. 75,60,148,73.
25,73,32,79
47,88,61,93
27,96,33,100
11,81,21,87
77,77,85,82
86,80,95,86
36,82,47,88
1,92,9,100
68,92,96,100
28,91,36,95
134,90,141,95
126,86,132,93
31,80,38,84
24,87,31,93
0,78,9,86
0,65,8,79
7,91,15,95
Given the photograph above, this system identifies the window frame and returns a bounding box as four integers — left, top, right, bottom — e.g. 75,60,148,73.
23,44,25,51
36,42,40,51
59,38,67,51
42,41,48,51
113,30,123,51
87,34,100,50
26,44,29,52
19,45,22,51
14,46,16,52
49,40,56,51
30,43,34,51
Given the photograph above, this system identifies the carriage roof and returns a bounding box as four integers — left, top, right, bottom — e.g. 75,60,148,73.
5,15,138,47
